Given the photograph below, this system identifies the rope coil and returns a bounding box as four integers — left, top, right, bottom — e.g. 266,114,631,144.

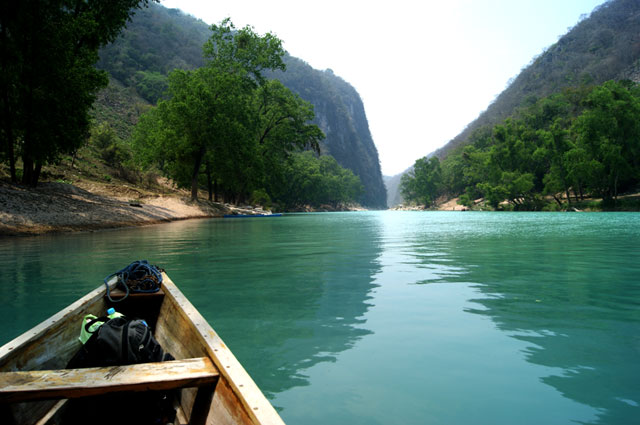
104,260,164,303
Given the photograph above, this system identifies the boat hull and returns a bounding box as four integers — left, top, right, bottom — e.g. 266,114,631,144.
0,274,285,425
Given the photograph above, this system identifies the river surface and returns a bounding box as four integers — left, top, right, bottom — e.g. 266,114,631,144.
1,211,639,424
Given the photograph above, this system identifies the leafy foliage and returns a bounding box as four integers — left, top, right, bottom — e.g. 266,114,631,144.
94,3,387,208
271,152,364,210
131,20,334,208
0,0,154,186
96,5,209,84
435,0,640,160
270,59,387,208
400,157,443,207
437,80,640,210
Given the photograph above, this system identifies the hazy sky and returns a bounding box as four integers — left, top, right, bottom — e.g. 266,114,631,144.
160,0,607,176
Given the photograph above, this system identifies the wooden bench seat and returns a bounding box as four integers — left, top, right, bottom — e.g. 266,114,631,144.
0,357,219,404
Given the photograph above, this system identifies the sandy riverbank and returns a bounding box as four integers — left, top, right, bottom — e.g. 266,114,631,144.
0,180,237,236
390,197,467,211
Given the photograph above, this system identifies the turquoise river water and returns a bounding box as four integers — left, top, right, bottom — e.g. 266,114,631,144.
0,211,639,424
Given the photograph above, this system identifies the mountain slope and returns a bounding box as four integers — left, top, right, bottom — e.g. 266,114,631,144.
269,59,387,208
384,173,404,208
95,3,386,208
434,0,640,159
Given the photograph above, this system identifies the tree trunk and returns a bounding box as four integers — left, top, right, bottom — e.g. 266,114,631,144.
205,165,213,201
31,161,42,187
22,155,33,185
8,147,16,182
214,179,219,203
190,146,206,201
190,174,199,200
0,10,16,182
2,122,17,182
0,95,16,182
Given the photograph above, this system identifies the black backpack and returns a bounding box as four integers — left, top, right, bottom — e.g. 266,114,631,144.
68,316,172,368
64,316,177,425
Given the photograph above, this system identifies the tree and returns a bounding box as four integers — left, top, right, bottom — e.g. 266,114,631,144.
272,151,363,209
133,71,168,103
133,19,285,200
0,0,154,186
572,80,640,201
400,156,443,207
133,20,328,204
436,80,640,210
254,79,324,198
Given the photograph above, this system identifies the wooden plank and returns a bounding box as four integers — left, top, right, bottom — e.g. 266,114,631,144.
107,287,165,301
0,280,117,371
0,281,117,424
0,357,218,404
158,275,286,425
105,287,165,330
189,384,216,425
34,400,67,425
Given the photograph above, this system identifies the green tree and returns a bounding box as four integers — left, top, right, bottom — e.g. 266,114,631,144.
0,0,153,186
133,71,168,103
572,80,640,201
437,81,640,210
254,79,324,198
133,19,285,200
89,122,131,166
273,151,363,209
400,156,443,207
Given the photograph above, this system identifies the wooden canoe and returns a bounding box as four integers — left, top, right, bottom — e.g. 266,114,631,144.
0,273,286,425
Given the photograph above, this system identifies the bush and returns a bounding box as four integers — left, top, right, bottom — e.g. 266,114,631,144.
113,166,140,184
542,201,564,211
250,188,272,209
100,142,131,166
142,170,160,189
90,122,119,150
458,193,473,208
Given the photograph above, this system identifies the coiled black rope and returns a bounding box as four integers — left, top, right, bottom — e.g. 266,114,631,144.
104,260,163,303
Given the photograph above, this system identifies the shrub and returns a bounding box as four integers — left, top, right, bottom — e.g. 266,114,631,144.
250,188,272,209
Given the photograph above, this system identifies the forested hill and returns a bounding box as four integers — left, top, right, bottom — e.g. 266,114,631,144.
433,0,640,159
268,59,387,208
95,3,387,208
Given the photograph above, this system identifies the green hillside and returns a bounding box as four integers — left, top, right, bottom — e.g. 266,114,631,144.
387,0,640,209
435,0,640,159
268,59,387,208
94,3,387,208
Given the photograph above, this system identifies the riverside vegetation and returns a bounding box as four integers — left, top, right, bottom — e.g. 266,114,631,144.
400,0,640,211
0,1,366,213
401,80,640,211
93,2,387,209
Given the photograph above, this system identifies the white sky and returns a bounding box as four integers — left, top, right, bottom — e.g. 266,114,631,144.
160,0,607,176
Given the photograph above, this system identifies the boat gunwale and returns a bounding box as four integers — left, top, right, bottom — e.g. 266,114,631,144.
160,274,285,425
0,275,286,425
0,280,117,366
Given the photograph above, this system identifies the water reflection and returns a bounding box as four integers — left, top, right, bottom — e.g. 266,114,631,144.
0,213,383,402
176,213,383,399
431,212,640,424
2,212,639,424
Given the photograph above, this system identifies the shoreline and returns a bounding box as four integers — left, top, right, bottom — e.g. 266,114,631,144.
0,177,372,236
0,180,240,236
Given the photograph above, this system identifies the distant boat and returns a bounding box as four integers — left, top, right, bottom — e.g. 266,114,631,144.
224,213,283,218
0,274,285,425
